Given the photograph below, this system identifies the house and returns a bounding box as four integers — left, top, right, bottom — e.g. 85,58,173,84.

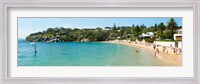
117,36,121,39
103,28,110,31
139,32,154,38
174,29,182,40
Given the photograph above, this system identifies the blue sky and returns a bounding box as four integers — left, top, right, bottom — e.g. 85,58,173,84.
18,17,182,38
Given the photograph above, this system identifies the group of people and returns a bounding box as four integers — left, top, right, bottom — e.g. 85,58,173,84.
153,44,182,57
114,40,182,57
173,48,182,55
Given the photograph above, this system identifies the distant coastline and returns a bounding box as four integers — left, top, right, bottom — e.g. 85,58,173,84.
26,18,182,43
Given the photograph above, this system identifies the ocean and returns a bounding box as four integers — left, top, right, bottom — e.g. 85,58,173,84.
18,39,165,66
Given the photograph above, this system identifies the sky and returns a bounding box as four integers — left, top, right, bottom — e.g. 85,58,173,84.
18,17,182,39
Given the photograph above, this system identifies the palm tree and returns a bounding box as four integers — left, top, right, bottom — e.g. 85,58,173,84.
167,18,177,40
158,22,165,39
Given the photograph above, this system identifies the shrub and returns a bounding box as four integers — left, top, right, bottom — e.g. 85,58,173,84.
144,38,155,43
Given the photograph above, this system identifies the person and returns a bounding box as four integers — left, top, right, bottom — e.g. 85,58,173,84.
179,48,182,54
175,49,178,55
135,50,138,53
173,48,175,54
156,48,159,53
154,52,156,57
166,49,168,54
174,48,177,55
153,45,156,50
163,46,166,52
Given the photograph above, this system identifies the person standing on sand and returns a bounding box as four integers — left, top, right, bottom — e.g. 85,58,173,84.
156,48,159,53
175,49,178,55
179,48,182,54
153,45,156,50
163,46,166,52
173,48,175,54
166,49,168,54
174,48,177,55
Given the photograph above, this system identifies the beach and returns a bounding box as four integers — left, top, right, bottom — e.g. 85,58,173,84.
106,40,182,66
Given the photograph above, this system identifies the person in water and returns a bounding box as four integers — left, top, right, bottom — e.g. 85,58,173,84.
135,50,139,53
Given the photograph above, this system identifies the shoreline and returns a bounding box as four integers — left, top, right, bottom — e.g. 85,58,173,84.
104,40,182,66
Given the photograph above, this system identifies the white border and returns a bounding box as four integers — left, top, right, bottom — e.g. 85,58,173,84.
8,7,193,77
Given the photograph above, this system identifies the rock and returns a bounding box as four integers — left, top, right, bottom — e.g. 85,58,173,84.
81,38,90,42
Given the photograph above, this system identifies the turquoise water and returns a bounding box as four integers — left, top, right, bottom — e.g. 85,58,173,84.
18,39,165,66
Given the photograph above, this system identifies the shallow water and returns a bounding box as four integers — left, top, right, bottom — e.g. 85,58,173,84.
18,39,166,66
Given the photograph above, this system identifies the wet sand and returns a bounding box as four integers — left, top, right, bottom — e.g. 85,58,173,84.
106,40,182,66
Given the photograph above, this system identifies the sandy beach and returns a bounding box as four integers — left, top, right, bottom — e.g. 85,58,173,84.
106,40,182,66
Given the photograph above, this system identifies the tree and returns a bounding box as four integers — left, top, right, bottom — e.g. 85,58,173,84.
158,22,165,39
140,24,146,29
112,23,117,30
163,30,172,39
131,27,136,36
167,18,177,40
154,23,158,31
135,25,141,35
132,24,135,28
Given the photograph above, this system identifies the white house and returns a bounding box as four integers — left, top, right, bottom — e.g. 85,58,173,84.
147,32,154,36
103,28,110,31
117,36,121,39
154,41,182,48
139,32,154,38
174,29,182,40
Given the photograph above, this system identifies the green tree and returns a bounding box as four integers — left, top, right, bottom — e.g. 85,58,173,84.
154,23,158,31
135,25,141,35
167,18,177,40
112,23,117,30
132,24,135,28
158,22,165,39
163,30,172,39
